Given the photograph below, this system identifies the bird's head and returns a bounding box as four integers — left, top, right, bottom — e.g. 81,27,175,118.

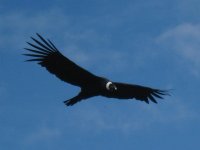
106,81,117,92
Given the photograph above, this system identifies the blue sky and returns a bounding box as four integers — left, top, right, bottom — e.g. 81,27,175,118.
0,0,200,149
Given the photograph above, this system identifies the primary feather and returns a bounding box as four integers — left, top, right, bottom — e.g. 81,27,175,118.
24,33,98,88
109,83,168,104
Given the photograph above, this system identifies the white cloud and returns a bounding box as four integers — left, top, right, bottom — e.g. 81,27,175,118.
156,23,200,77
0,9,71,51
0,9,127,74
62,45,128,74
25,126,61,144
63,97,197,135
141,97,197,124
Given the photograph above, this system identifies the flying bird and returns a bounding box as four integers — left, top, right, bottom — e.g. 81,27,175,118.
24,33,169,106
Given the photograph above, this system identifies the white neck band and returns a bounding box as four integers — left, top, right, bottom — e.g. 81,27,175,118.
106,81,112,90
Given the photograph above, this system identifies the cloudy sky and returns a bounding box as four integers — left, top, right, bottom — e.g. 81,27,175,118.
1,0,200,150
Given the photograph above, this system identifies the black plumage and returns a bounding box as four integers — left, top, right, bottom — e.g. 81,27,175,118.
24,33,169,106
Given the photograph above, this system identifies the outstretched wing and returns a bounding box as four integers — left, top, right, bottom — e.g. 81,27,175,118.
24,33,98,87
111,82,169,104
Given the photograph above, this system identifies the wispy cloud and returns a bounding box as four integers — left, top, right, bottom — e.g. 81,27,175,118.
156,23,200,77
62,97,197,135
0,9,127,75
24,126,61,145
0,9,71,51
62,44,129,75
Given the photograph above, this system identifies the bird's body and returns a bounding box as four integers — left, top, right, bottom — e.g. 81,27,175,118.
24,34,169,106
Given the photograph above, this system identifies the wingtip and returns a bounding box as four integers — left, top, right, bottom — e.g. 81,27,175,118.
159,90,171,96
149,94,158,103
63,100,73,106
30,36,35,40
36,33,42,38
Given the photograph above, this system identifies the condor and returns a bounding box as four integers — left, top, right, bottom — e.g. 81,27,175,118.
24,34,169,106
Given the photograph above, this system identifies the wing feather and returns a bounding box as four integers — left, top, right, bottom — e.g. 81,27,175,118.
110,82,168,104
47,39,59,51
24,33,98,87
24,48,48,55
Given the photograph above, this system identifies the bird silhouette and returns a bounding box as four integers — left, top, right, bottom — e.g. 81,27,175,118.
24,33,169,106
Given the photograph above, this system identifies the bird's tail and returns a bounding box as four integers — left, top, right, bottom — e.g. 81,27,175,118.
64,96,82,106
63,91,91,106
